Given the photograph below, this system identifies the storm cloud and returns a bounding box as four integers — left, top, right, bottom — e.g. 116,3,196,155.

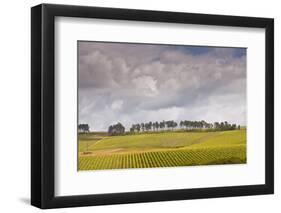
78,41,246,131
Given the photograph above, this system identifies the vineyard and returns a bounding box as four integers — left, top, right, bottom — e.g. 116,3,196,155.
78,129,246,171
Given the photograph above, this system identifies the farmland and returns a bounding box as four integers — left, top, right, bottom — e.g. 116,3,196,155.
78,129,246,171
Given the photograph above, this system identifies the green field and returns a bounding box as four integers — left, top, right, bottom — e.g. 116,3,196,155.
78,129,246,171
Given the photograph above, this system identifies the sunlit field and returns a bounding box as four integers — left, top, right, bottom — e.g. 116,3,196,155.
78,129,246,171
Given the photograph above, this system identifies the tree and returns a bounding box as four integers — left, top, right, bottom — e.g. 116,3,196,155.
136,124,141,132
152,122,156,131
220,122,225,130
130,123,141,133
108,122,125,136
180,121,184,129
141,123,145,132
148,122,151,131
172,121,177,130
184,120,189,130
78,124,90,133
165,121,171,130
214,122,220,129
155,122,159,131
145,123,150,132
160,121,165,130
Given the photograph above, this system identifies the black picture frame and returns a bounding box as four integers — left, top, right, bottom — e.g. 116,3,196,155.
31,3,274,209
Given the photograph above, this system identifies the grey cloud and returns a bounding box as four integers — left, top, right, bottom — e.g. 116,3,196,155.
78,41,246,131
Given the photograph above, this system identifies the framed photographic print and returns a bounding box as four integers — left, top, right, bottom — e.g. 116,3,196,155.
31,3,274,209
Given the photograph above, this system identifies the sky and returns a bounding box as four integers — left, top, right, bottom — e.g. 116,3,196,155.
78,41,246,131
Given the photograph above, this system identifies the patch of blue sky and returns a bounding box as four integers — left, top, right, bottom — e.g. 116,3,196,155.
175,45,246,58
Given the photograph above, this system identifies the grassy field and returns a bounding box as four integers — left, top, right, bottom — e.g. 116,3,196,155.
78,129,246,171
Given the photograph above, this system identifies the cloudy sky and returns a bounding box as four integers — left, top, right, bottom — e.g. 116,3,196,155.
78,41,246,131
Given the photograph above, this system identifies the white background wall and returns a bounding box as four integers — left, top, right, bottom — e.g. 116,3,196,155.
0,0,279,212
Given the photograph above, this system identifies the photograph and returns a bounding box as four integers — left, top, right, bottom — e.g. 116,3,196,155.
30,3,274,209
78,41,247,171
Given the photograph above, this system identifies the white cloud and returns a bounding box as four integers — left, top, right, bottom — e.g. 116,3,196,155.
132,75,158,97
111,100,123,111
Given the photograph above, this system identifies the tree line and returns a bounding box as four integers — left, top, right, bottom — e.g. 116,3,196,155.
79,120,241,136
129,120,178,133
129,120,240,133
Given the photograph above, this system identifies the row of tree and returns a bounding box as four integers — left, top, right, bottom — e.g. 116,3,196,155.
129,120,178,133
179,120,239,130
129,120,240,133
79,120,241,136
